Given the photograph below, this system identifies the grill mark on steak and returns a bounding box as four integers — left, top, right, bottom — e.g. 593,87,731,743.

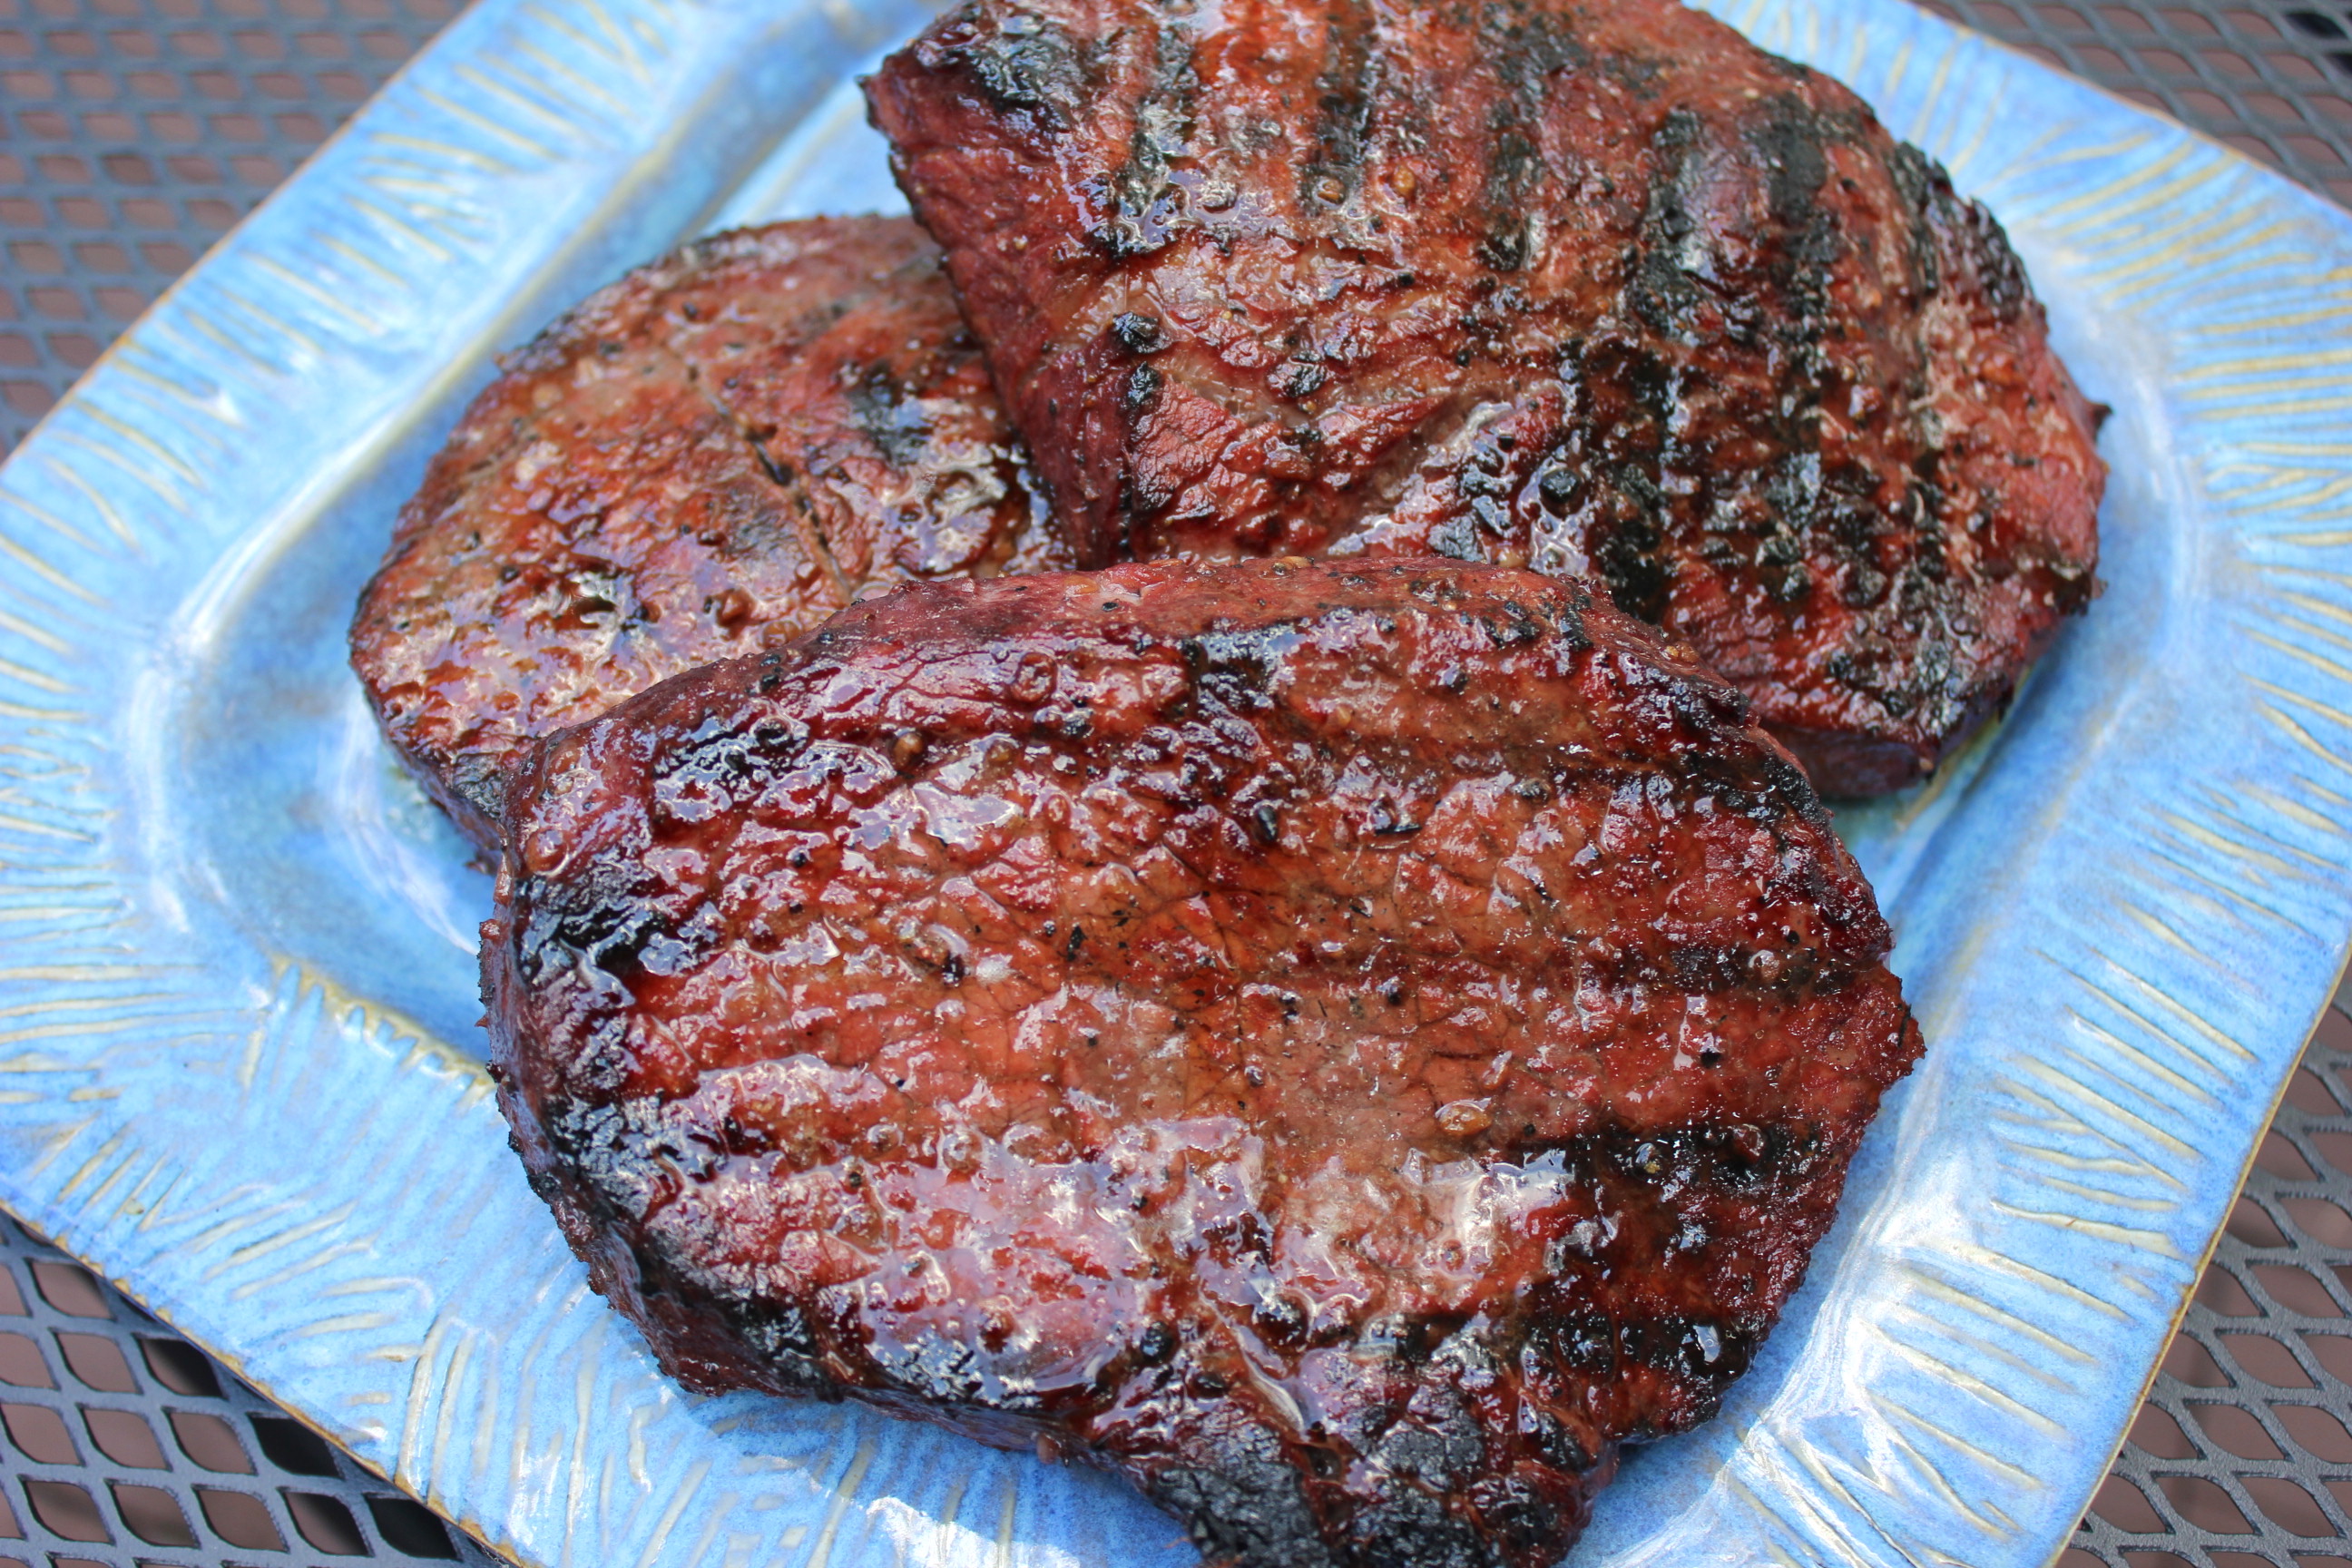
940,5,1091,125
1475,3,1587,276
657,333,860,609
867,0,2108,796
1749,95,1847,612
1100,12,1202,261
1302,0,1377,213
487,557,1922,1568
839,365,936,470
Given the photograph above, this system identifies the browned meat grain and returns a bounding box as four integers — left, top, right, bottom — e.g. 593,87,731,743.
486,557,1922,1568
349,217,1069,848
867,0,2106,794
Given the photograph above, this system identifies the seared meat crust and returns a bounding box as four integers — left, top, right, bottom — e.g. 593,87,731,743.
867,0,2106,794
486,558,1922,1568
349,216,1068,848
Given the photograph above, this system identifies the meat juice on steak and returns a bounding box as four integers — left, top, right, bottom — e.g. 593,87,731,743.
867,0,2106,794
349,216,1069,849
485,558,1923,1568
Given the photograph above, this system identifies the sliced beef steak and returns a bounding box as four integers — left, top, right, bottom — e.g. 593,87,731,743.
867,0,2106,794
486,558,1922,1568
349,216,1067,848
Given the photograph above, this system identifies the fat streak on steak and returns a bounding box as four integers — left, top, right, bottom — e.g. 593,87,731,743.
486,558,1923,1568
867,0,2107,794
349,217,1069,849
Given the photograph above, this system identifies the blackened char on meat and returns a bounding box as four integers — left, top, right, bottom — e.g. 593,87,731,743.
485,558,1923,1568
867,0,2106,794
348,217,1069,849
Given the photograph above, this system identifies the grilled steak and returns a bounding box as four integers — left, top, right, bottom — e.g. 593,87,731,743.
349,217,1068,848
867,0,2106,794
486,558,1922,1568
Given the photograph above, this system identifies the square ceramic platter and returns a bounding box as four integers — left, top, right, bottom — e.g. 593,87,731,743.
1,0,2350,1560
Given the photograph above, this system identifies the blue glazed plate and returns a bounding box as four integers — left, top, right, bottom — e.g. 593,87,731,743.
1,0,2349,1563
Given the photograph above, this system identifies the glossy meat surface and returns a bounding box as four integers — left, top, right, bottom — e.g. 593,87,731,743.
349,217,1068,848
867,0,2106,793
487,558,1922,1568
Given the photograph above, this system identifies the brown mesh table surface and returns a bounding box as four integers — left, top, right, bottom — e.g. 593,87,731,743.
0,1223,497,1566
0,0,454,452
5,0,2352,1563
